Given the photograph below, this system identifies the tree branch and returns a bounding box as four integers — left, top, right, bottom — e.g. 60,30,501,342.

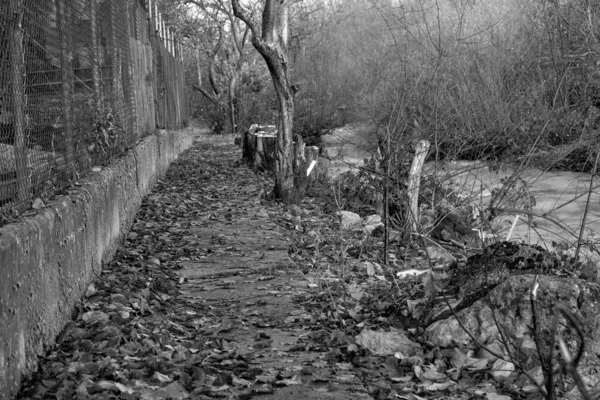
193,84,220,105
208,26,225,96
231,0,265,52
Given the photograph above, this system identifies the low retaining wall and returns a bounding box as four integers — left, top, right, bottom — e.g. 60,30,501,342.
0,127,199,398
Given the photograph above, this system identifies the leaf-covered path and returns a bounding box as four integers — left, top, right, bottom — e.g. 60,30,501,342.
18,134,374,400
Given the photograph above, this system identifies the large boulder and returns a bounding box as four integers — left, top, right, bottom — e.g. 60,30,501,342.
425,274,600,398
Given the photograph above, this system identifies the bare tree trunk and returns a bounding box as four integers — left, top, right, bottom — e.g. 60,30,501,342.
232,0,300,204
270,59,295,201
228,76,237,135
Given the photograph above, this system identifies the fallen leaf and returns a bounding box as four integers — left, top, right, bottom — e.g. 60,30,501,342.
256,375,276,384
155,382,189,400
421,381,456,391
275,375,302,386
85,283,97,298
347,283,364,301
363,261,376,276
486,393,512,400
153,371,172,383
420,369,448,382
115,383,135,394
81,311,109,325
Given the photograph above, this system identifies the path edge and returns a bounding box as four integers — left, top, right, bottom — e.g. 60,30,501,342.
0,126,203,399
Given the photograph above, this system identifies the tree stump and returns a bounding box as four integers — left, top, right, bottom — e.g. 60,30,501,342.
243,125,322,192
243,124,277,170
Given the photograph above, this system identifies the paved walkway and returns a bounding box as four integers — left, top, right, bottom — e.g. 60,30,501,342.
19,130,372,399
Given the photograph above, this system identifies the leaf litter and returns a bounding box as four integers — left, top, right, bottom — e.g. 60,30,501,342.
17,137,535,400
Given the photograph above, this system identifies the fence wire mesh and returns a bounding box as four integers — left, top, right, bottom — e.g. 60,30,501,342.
0,0,187,224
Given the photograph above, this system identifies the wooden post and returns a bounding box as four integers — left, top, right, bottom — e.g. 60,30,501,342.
9,0,30,206
305,145,319,180
243,127,255,160
254,134,263,169
408,140,430,232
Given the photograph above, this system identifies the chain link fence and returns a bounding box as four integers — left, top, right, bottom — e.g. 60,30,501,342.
0,0,187,225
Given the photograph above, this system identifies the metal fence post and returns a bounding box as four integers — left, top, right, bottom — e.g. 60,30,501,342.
122,1,138,143
9,0,31,206
56,0,75,177
90,0,102,113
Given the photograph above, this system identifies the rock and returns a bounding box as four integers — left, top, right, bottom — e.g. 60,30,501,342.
425,275,600,393
81,310,110,325
338,211,362,230
426,246,455,264
581,261,599,282
363,214,383,234
287,204,302,216
356,329,422,357
490,359,515,379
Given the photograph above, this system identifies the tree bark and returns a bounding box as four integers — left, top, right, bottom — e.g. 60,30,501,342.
232,0,300,204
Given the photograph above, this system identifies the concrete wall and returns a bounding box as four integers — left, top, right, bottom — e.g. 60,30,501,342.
0,128,198,399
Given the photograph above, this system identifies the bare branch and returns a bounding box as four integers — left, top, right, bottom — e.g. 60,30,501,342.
192,84,219,105
207,26,225,96
231,0,262,46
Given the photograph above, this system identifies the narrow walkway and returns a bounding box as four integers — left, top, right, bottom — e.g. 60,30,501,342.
19,133,372,400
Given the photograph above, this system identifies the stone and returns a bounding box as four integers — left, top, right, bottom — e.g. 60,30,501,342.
490,359,515,379
338,211,362,230
356,329,422,357
426,246,455,264
363,214,384,235
425,275,600,394
581,261,599,283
